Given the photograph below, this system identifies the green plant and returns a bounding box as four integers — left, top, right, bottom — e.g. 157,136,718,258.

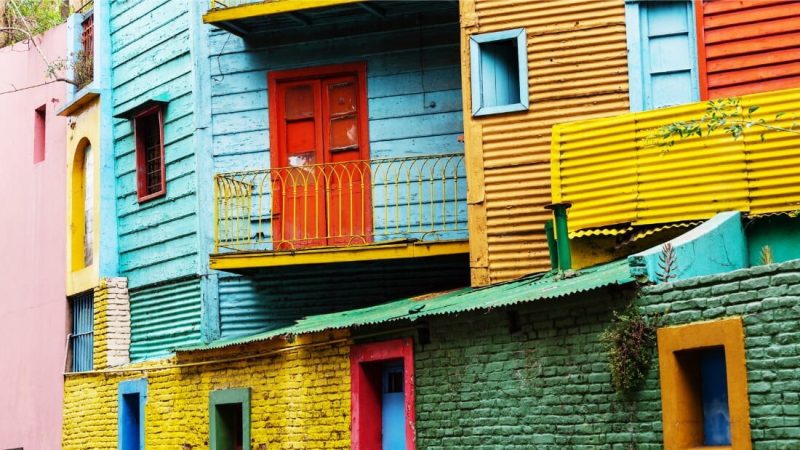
1,0,65,47
601,306,660,398
655,97,799,150
72,49,93,88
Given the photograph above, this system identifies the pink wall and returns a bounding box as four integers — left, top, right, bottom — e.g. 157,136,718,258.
0,24,68,450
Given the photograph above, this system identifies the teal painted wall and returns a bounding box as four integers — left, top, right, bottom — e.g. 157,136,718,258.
218,254,469,339
747,215,800,266
111,0,199,289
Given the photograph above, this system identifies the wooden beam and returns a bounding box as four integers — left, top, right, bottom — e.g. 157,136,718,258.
204,0,366,24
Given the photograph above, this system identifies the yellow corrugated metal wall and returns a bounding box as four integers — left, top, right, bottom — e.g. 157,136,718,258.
552,87,800,232
462,0,630,285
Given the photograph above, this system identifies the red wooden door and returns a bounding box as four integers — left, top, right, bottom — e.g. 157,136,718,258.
269,64,372,250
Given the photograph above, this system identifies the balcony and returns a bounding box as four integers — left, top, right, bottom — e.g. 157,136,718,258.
203,0,455,40
551,87,800,237
212,153,468,270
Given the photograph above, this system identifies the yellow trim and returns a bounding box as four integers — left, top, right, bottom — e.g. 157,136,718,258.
657,317,751,450
66,97,101,296
210,240,469,270
204,0,366,24
459,0,490,287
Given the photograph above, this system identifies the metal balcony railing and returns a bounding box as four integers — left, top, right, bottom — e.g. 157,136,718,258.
214,153,467,253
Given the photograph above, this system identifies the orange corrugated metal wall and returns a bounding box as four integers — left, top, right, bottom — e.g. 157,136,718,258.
699,0,800,99
464,0,630,284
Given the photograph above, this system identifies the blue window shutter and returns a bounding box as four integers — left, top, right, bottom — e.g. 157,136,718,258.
626,1,699,111
470,28,528,116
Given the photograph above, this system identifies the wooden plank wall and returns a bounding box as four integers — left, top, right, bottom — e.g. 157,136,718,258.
111,0,199,288
462,0,630,285
207,17,464,174
699,0,800,99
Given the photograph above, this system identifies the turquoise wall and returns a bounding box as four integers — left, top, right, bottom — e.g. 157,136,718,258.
111,0,199,289
747,215,800,266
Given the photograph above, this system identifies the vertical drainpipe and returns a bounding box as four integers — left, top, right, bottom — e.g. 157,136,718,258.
544,202,572,271
544,220,559,271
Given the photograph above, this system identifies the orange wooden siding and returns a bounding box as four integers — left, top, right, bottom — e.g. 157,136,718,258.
463,0,630,285
698,0,800,99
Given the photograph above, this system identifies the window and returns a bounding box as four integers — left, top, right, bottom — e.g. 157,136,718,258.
134,105,166,202
209,388,250,450
657,317,751,448
118,379,147,450
469,28,528,116
69,291,94,372
71,139,93,270
351,338,415,450
625,0,699,111
34,105,46,163
77,12,94,87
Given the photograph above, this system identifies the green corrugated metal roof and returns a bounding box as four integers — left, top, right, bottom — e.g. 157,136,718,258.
177,259,634,352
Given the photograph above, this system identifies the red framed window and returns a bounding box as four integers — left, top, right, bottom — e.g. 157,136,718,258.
34,104,46,163
350,338,416,450
134,105,166,202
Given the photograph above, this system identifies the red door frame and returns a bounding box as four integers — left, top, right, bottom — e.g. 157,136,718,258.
350,337,416,450
694,0,709,100
267,62,372,248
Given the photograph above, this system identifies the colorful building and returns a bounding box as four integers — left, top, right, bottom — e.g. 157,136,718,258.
0,23,68,450
47,0,800,449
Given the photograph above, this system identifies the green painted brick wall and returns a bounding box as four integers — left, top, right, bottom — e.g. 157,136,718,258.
414,258,800,449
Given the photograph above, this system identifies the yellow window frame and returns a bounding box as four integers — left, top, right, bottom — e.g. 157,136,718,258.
657,317,751,450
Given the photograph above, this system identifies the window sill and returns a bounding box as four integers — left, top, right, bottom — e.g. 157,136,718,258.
137,190,166,204
57,84,100,117
472,102,528,117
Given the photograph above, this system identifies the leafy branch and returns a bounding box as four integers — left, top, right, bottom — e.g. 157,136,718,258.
654,97,800,149
601,305,662,398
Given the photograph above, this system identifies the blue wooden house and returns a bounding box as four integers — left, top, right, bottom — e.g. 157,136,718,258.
109,0,469,360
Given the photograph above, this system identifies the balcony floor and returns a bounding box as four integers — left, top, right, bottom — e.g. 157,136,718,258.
210,239,469,272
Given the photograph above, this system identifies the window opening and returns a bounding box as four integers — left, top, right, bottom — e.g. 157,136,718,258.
675,346,731,445
469,28,528,116
209,388,250,450
120,393,141,450
69,291,94,372
82,144,93,267
215,403,243,450
34,105,46,163
134,107,165,202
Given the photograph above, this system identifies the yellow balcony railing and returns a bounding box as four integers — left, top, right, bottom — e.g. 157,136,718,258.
213,153,467,253
551,87,800,233
207,0,365,14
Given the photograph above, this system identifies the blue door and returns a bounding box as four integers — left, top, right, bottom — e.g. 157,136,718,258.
382,362,405,450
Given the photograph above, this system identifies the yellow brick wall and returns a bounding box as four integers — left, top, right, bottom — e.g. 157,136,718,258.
63,331,351,449
92,281,108,370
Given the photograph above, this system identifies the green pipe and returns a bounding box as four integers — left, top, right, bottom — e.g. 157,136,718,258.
545,202,572,271
544,220,559,270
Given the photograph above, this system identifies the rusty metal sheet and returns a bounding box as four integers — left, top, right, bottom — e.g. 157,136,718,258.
470,0,631,282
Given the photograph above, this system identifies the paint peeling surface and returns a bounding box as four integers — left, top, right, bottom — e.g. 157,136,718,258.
179,259,633,352
552,87,800,233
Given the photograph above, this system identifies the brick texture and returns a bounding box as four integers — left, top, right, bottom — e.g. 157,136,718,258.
63,331,351,449
415,259,800,449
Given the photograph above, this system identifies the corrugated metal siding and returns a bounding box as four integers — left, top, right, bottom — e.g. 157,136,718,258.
218,254,469,338
129,278,202,361
469,0,630,282
700,0,800,98
552,87,800,231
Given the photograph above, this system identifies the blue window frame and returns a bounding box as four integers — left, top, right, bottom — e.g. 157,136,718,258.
469,28,528,116
625,0,699,111
70,291,94,372
118,379,147,450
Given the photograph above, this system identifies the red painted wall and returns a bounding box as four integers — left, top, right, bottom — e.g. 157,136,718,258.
0,24,68,450
698,0,800,98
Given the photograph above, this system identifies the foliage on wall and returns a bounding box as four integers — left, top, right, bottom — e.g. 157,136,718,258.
601,305,660,398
